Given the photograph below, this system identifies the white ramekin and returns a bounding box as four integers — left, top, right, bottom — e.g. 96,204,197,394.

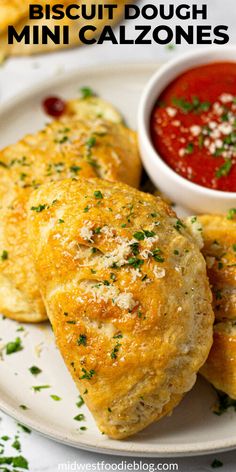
138,46,236,214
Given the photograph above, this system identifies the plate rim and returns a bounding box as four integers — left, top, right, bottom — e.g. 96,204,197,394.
1,398,236,458
0,61,235,457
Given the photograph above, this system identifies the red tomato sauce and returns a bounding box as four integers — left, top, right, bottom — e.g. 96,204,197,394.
151,62,236,192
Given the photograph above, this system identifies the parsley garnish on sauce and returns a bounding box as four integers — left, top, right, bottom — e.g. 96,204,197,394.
215,159,232,178
172,96,211,114
185,143,194,154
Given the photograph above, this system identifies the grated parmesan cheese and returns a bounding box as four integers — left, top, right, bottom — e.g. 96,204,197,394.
80,222,94,242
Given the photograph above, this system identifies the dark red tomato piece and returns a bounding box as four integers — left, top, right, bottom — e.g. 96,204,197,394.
43,96,66,118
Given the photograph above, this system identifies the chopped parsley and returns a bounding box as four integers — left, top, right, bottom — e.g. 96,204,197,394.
74,413,85,421
172,96,211,114
5,337,23,355
214,390,236,415
166,43,175,50
32,385,50,392
76,395,85,408
128,257,144,269
70,165,81,174
215,159,232,178
29,366,42,376
133,231,145,241
20,172,27,181
80,368,95,380
0,455,29,469
12,438,21,451
133,230,155,241
94,190,103,199
0,161,8,168
17,423,31,434
86,136,96,149
111,342,121,359
56,135,68,144
113,333,123,339
1,250,8,261
80,86,95,99
31,204,46,213
215,290,222,300
16,326,25,332
227,208,236,220
174,219,186,232
50,394,61,401
152,248,164,263
185,143,194,154
13,455,29,469
77,334,87,346
211,459,223,468
58,219,64,224
130,242,139,256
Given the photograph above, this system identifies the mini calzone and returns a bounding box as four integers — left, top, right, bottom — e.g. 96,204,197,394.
199,214,236,399
0,97,141,323
27,177,214,439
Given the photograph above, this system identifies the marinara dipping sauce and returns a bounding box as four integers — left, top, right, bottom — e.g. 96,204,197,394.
151,62,236,192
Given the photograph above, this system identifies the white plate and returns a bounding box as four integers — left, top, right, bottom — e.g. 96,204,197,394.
0,63,235,458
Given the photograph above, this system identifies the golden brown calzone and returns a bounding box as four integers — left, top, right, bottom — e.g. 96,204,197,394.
27,177,214,438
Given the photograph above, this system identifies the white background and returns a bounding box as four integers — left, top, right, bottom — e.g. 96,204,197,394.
0,0,236,470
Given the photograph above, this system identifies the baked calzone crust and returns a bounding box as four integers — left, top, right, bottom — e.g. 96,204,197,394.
0,98,141,323
27,178,214,438
199,214,236,398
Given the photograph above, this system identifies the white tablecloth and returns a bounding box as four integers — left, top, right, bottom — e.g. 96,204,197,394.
0,0,236,469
